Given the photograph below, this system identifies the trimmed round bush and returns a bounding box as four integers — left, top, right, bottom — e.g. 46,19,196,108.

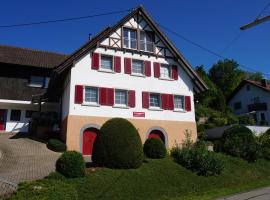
222,125,260,161
143,138,166,159
56,151,85,178
47,139,67,152
92,118,143,169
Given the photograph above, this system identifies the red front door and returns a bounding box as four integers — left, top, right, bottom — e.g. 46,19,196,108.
148,130,165,143
0,109,7,131
83,129,97,155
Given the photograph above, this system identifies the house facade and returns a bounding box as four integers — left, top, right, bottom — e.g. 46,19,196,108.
0,45,66,132
228,79,270,125
48,6,207,157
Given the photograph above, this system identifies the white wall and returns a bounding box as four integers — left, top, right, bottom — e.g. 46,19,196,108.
0,100,59,133
61,73,71,120
65,47,195,122
228,83,270,124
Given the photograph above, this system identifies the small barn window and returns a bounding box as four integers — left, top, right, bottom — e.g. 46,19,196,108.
234,102,242,110
10,110,21,121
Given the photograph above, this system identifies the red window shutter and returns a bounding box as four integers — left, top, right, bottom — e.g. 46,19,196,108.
161,94,168,110
124,58,131,74
154,62,160,78
91,52,100,70
142,92,149,108
99,87,107,105
107,88,114,106
185,96,191,111
75,85,83,104
168,94,174,110
172,65,178,80
114,56,121,73
128,90,136,108
144,61,151,77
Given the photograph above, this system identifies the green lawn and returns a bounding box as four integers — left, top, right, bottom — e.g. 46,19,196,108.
10,154,270,200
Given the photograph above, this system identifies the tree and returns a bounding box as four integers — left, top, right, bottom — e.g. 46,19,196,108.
246,72,264,82
208,59,245,98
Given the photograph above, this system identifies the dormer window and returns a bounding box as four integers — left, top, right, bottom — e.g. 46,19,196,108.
140,31,154,52
123,28,137,49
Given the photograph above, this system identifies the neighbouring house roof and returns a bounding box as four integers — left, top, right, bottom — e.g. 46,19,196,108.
48,5,208,100
0,45,68,69
228,79,270,102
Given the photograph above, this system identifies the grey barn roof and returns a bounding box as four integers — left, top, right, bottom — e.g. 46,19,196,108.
0,45,68,68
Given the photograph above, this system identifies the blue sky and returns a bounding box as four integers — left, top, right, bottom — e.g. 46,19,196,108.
1,0,269,78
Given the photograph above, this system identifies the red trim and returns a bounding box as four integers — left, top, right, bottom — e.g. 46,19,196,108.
75,85,83,104
185,96,191,111
142,92,149,108
107,88,114,106
161,94,174,110
91,52,100,70
99,87,107,105
114,56,121,73
172,65,178,80
154,62,160,78
144,61,151,77
128,90,136,108
124,58,131,74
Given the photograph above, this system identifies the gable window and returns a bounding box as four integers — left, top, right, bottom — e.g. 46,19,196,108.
140,31,154,52
100,55,113,71
150,93,161,108
123,28,137,49
10,110,21,121
234,102,242,110
29,76,44,87
246,85,250,91
132,60,144,75
160,64,171,79
174,95,184,110
115,89,127,106
84,87,99,104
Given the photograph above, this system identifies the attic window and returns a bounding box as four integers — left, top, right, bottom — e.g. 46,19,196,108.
29,76,44,87
140,31,154,52
246,85,250,91
123,28,137,49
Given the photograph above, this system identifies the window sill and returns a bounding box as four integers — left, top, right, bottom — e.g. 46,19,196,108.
28,84,43,88
131,73,146,78
98,69,115,74
113,105,129,109
173,109,186,113
158,77,174,81
148,107,163,111
82,103,100,107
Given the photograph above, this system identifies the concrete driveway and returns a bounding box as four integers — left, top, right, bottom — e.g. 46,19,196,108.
0,133,60,197
216,186,270,200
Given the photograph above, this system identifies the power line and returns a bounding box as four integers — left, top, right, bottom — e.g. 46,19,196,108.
0,9,132,28
158,24,270,78
219,32,243,55
256,1,270,19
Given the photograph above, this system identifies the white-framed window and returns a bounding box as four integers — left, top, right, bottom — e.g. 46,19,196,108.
115,89,127,106
29,76,44,87
160,64,171,79
174,95,184,110
132,59,144,75
149,93,161,108
123,28,137,49
84,87,99,104
100,55,113,71
140,31,154,52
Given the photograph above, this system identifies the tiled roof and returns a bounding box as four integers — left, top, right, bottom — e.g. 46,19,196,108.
246,79,270,92
0,45,68,68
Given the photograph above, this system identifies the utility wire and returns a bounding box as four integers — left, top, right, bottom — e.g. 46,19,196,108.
0,9,132,28
219,32,243,55
158,24,270,78
256,1,270,19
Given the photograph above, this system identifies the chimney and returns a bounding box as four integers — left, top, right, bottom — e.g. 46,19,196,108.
261,79,267,87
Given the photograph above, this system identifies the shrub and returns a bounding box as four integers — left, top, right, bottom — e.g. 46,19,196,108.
239,115,256,125
10,180,77,200
222,125,260,162
47,139,66,152
171,144,224,176
143,138,166,159
212,117,228,126
92,118,143,169
56,151,85,178
259,129,270,160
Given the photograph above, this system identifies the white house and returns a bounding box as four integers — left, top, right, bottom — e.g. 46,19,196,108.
228,79,270,125
48,6,207,157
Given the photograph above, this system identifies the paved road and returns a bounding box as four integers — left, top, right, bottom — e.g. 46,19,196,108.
0,133,60,197
216,186,270,200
